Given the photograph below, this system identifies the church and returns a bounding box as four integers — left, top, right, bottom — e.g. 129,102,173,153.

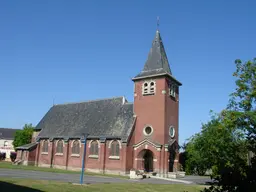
16,29,182,177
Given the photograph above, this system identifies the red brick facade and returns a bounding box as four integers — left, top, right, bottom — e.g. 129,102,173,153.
16,75,180,176
16,30,181,176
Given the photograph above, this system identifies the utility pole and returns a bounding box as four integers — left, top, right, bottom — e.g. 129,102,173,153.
80,133,89,184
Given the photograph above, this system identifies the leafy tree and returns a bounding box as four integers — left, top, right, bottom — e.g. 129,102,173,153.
13,123,34,149
203,58,256,192
185,113,247,176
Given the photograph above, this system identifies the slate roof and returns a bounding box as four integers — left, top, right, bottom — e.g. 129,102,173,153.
36,97,135,142
16,142,37,150
133,30,182,85
0,128,20,140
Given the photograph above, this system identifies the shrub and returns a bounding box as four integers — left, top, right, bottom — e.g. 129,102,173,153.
10,152,17,162
0,152,6,160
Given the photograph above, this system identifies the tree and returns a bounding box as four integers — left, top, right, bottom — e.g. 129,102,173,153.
13,123,34,149
185,113,247,176
203,58,256,192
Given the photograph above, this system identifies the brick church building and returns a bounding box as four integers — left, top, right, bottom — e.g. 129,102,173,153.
16,29,182,176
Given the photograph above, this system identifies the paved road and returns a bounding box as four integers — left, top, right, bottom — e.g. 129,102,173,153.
179,175,212,185
0,168,211,185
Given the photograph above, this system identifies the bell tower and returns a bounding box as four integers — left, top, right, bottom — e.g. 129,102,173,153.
132,29,182,174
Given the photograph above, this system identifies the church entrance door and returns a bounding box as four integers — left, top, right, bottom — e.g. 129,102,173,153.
143,150,153,172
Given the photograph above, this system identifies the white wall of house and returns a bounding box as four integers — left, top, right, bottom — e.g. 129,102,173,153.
0,139,15,159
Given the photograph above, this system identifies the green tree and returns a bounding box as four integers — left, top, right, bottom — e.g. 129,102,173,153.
203,58,256,191
185,113,247,176
13,123,34,149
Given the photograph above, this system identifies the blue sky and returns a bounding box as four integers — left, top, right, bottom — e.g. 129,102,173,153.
0,0,255,144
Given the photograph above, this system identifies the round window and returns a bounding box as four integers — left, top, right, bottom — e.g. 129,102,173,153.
144,126,153,136
169,126,175,138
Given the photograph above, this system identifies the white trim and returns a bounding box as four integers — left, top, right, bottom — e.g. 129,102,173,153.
109,156,120,160
153,159,157,162
88,140,100,148
55,140,64,147
71,154,80,157
108,140,122,149
88,154,99,159
41,152,48,155
142,80,156,95
143,125,153,136
71,139,81,148
55,153,63,156
133,139,161,150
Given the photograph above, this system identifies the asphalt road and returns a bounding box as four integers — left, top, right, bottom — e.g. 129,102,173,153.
0,168,211,185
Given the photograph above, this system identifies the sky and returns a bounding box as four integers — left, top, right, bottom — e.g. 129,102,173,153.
0,0,255,144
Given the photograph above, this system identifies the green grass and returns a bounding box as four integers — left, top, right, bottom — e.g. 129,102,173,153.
0,178,206,192
0,161,128,179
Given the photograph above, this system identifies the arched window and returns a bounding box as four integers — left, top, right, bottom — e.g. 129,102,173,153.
90,140,99,155
142,81,156,95
4,141,8,147
169,84,176,97
142,82,149,95
149,81,156,94
72,140,80,155
110,140,120,157
56,140,63,154
42,140,48,153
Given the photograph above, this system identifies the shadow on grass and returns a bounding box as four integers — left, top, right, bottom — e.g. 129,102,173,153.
0,181,43,192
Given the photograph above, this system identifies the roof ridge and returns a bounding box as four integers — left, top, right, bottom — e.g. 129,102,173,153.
55,96,126,106
0,128,20,130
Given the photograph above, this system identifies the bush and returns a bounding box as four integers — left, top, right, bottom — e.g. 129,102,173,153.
10,152,17,162
0,152,6,160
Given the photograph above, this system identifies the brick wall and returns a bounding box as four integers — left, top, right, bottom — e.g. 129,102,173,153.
36,139,128,174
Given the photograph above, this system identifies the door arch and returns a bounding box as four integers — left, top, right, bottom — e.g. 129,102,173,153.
138,149,154,172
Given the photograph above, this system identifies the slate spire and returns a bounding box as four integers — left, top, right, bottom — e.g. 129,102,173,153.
133,30,173,80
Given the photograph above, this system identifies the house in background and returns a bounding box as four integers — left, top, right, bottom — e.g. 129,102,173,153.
0,128,19,160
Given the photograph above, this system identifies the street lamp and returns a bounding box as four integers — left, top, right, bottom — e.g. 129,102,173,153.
80,133,89,185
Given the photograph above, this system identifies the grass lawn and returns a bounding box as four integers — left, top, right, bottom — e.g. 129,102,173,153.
0,178,206,192
0,161,128,179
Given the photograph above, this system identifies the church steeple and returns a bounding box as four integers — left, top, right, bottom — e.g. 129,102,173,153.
133,30,181,86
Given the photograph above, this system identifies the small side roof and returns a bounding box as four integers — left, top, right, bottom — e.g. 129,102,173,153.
16,142,37,150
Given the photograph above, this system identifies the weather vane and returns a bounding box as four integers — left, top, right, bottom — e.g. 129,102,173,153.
157,16,160,30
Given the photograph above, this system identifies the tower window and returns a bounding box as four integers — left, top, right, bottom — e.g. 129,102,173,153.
169,126,175,138
169,84,176,97
142,80,156,95
149,81,155,94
